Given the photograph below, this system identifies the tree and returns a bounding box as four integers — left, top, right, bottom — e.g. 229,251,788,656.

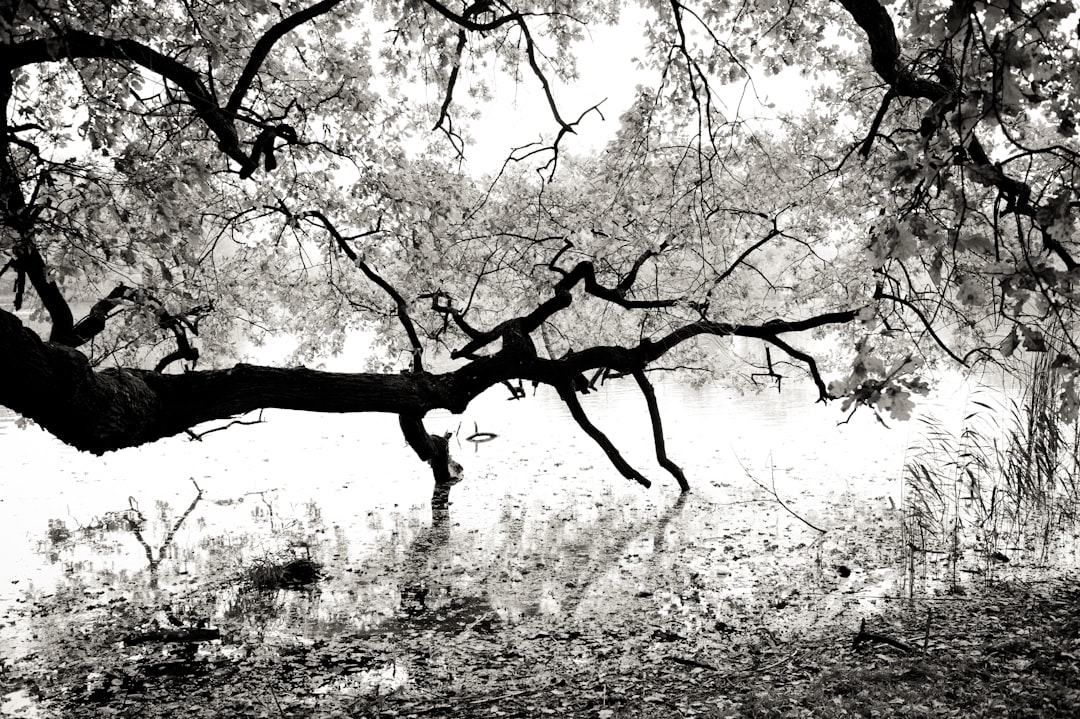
2,0,1079,491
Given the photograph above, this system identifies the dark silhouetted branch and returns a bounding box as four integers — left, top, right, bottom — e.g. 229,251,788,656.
837,0,1076,271
9,241,75,344
419,0,522,32
226,0,348,116
835,0,945,99
69,284,133,347
632,368,689,492
298,209,424,370
552,258,679,310
555,382,651,489
710,223,780,292
185,412,265,441
762,335,830,401
859,89,894,158
5,30,253,173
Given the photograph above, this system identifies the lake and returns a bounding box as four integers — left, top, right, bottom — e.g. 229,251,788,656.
0,379,910,605
1,375,1076,714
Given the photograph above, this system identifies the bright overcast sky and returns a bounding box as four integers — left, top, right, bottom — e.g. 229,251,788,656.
441,6,813,176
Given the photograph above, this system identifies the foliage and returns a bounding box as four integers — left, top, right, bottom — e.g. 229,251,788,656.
4,0,1080,480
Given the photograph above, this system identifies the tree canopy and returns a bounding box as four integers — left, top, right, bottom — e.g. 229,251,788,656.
2,0,1080,489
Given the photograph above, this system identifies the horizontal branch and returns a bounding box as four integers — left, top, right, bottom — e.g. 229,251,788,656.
0,307,453,454
418,0,524,33
0,302,862,455
640,309,862,361
553,257,679,310
450,256,680,359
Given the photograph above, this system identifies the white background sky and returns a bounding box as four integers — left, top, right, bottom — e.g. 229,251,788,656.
421,6,810,177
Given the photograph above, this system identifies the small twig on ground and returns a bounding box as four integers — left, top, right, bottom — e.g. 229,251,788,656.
717,650,800,680
735,452,827,534
669,655,718,671
853,618,915,653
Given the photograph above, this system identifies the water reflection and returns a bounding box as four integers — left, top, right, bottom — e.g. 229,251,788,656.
15,469,892,637
4,378,1077,711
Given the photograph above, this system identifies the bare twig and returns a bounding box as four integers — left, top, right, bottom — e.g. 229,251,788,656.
186,411,265,441
737,454,827,534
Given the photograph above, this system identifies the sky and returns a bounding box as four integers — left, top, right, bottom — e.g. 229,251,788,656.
454,11,652,176
439,6,815,177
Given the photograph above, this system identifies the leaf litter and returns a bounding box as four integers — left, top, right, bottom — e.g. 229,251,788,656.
1,484,1078,718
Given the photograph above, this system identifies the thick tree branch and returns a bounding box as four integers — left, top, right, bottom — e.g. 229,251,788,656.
225,0,349,116
10,240,75,344
399,414,460,485
631,368,689,492
0,73,27,229
761,335,831,402
555,381,651,489
552,257,679,309
447,249,680,360
153,321,200,373
0,304,862,457
640,309,862,361
451,289,571,359
452,246,683,357
0,307,454,454
418,0,523,33
0,73,78,340
835,0,946,100
617,242,668,296
422,290,485,340
69,284,133,348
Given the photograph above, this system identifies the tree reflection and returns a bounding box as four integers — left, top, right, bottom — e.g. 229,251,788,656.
125,479,204,588
35,478,206,591
399,482,453,617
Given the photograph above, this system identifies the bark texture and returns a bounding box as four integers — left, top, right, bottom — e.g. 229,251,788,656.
0,308,453,454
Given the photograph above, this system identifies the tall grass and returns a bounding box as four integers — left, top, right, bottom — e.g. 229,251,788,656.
901,351,1080,594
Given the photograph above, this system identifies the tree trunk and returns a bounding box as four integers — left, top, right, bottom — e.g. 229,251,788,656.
398,414,462,487
0,308,464,454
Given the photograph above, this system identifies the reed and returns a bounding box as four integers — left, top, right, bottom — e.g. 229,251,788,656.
901,350,1080,594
